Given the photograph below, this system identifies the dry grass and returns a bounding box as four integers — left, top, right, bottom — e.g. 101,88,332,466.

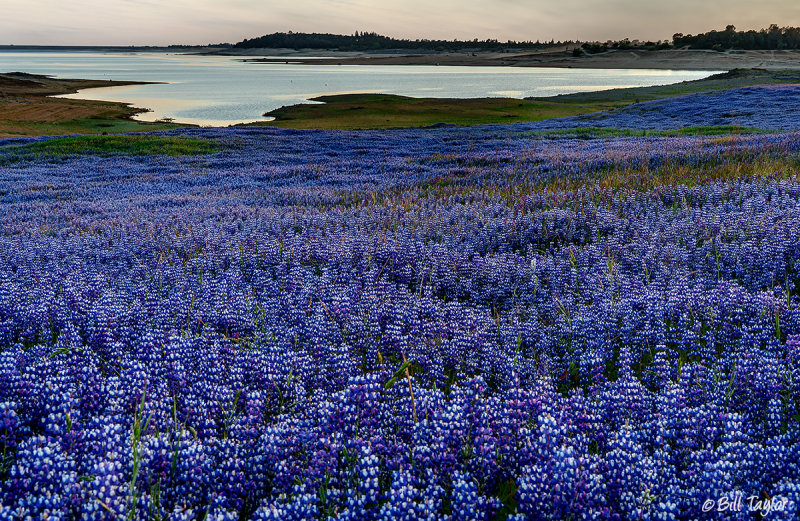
0,73,184,138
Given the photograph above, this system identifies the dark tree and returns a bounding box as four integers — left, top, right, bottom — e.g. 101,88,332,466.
673,25,800,50
233,32,573,52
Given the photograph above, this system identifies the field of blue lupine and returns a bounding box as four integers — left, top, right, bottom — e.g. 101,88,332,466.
2,85,800,520
564,84,800,131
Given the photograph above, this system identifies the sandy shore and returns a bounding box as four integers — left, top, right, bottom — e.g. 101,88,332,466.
227,48,800,71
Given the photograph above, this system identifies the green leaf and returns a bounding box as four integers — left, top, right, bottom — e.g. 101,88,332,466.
384,360,412,391
47,347,71,359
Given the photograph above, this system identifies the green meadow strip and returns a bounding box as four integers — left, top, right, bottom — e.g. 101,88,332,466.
1,134,222,162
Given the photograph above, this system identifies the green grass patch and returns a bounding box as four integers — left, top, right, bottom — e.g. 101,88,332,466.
663,125,770,136
243,69,800,131
247,93,625,130
55,117,185,135
0,115,185,139
4,134,222,159
528,125,770,139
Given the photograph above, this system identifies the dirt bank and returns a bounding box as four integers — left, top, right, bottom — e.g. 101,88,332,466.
234,48,800,70
0,73,183,138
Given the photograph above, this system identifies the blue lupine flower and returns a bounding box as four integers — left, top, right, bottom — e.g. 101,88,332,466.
1,91,800,519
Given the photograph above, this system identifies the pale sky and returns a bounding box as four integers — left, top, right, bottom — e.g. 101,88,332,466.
3,0,799,46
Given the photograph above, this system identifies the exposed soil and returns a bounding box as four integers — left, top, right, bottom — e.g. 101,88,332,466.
0,73,182,138
236,48,800,71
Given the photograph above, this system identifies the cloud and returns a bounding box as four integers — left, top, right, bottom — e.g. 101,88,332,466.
1,0,798,45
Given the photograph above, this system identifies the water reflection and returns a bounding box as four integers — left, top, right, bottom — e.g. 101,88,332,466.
0,51,720,126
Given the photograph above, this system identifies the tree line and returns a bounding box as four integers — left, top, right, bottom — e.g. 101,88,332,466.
233,31,572,51
234,26,800,53
673,25,800,51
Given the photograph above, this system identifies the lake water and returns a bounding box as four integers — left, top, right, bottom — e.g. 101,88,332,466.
0,51,719,126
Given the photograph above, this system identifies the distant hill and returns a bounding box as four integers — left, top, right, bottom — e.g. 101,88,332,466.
234,26,800,54
233,31,571,52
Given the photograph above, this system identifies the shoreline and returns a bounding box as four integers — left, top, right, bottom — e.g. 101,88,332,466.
4,66,800,136
248,69,800,130
230,48,800,71
0,73,185,138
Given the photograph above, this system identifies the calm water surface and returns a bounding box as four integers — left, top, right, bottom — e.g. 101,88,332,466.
0,51,719,126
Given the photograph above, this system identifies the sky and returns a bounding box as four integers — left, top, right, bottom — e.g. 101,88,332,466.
3,0,800,46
